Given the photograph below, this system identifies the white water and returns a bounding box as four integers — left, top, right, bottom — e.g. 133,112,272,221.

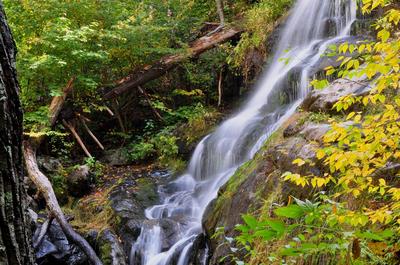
130,0,357,264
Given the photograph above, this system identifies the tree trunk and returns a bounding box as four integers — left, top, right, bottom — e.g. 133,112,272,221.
104,27,241,99
215,0,225,27
0,4,34,265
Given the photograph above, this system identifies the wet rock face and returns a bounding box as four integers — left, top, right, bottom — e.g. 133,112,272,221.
202,118,332,263
98,229,127,265
202,153,279,264
188,234,210,265
109,176,160,253
33,168,169,265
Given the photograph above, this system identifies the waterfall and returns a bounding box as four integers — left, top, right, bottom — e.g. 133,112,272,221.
130,0,357,264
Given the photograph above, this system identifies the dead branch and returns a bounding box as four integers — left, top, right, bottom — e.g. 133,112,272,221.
23,142,102,265
112,100,126,133
138,86,164,121
218,69,223,107
23,78,103,264
79,115,105,150
62,119,93,157
32,216,53,249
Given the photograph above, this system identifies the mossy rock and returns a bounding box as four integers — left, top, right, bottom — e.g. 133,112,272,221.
97,229,127,265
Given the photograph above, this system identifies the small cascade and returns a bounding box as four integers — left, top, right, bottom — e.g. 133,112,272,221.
130,1,357,264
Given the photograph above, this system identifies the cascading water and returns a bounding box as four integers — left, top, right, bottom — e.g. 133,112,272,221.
130,0,357,264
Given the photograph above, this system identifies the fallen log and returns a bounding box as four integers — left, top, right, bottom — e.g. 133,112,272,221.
29,77,75,149
104,27,242,99
23,142,102,265
49,77,75,127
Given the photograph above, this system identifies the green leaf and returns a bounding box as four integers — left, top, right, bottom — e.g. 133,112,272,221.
242,214,258,229
274,205,305,219
265,219,286,236
254,230,276,241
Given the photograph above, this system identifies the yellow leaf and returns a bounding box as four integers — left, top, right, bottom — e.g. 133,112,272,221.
316,149,325,159
379,178,386,186
347,112,356,120
293,158,306,166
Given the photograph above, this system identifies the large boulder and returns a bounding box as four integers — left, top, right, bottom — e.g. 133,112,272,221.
66,165,93,197
302,77,370,113
37,156,63,174
102,148,130,166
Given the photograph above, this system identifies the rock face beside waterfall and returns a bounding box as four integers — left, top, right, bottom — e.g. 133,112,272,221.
201,86,360,264
302,77,370,113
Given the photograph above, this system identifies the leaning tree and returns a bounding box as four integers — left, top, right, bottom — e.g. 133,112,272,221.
0,2,34,265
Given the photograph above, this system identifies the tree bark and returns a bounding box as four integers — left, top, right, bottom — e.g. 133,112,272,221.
104,27,241,99
0,4,34,265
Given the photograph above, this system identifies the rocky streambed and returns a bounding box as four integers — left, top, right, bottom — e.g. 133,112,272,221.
28,75,370,265
30,163,170,265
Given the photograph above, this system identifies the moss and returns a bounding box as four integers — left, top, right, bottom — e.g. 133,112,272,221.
99,241,112,265
135,178,158,204
160,157,186,174
180,108,222,145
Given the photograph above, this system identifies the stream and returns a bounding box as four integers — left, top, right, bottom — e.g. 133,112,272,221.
130,0,357,264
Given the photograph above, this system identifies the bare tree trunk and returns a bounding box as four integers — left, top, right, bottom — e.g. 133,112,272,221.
218,69,223,107
215,0,225,27
104,27,241,99
0,4,34,265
